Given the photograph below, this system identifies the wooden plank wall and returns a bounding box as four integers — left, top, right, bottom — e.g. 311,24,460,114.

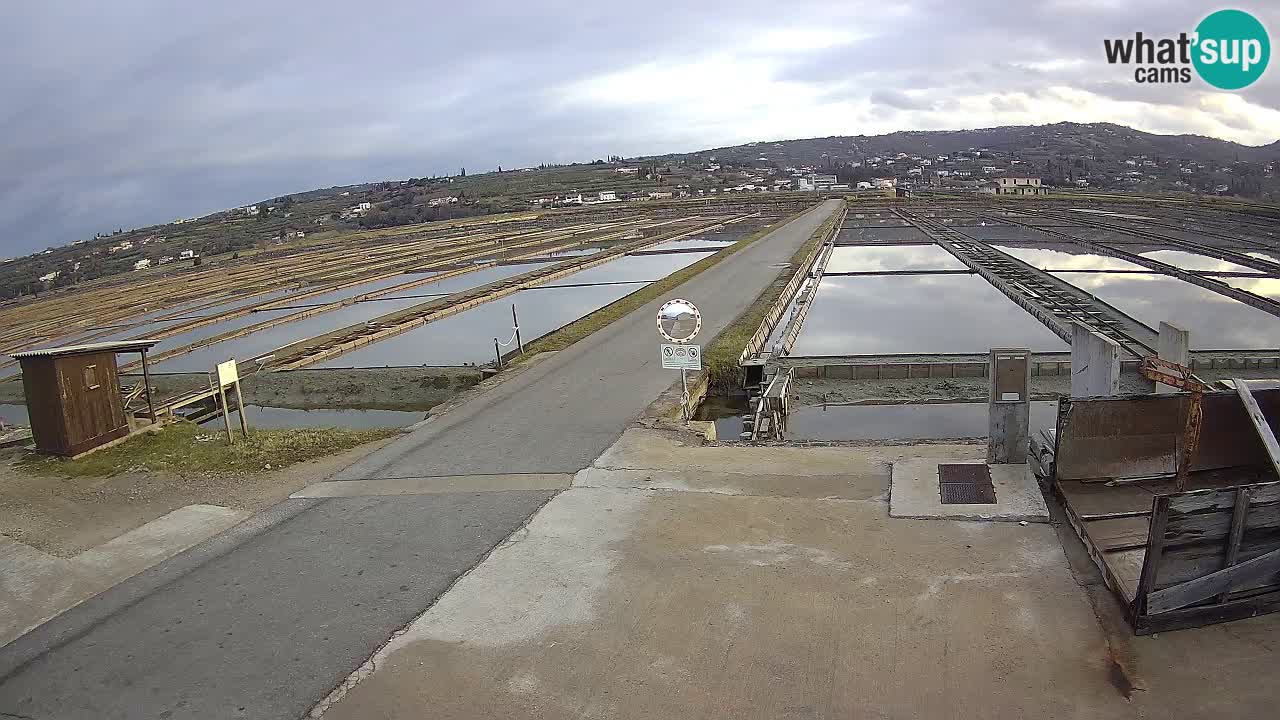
1135,482,1280,632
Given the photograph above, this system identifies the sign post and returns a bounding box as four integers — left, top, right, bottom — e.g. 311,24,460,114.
657,299,702,422
215,359,250,443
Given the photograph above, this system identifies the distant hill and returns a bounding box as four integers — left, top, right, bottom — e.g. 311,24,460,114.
3,122,1276,301
648,122,1280,168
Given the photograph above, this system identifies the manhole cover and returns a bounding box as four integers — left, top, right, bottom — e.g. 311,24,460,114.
938,463,997,505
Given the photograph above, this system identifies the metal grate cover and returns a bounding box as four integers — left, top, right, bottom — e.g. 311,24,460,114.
938,463,997,504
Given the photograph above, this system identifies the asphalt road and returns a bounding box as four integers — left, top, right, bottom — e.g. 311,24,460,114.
0,199,839,720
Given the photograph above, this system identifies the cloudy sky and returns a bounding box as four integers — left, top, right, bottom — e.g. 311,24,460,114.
2,1,1276,256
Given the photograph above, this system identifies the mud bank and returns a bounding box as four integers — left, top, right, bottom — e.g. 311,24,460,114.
790,366,1280,406
0,367,484,411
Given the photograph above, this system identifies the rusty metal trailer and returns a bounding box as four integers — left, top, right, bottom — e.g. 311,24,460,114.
1049,387,1280,633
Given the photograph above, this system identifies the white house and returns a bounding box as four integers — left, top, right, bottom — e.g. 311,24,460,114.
649,191,673,200
597,190,617,202
615,167,639,175
39,270,60,282
871,177,897,189
133,259,152,271
855,181,872,190
158,255,174,265
179,249,196,260
994,176,1048,195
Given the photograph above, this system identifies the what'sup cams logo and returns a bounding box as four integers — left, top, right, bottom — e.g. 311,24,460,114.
1104,9,1270,89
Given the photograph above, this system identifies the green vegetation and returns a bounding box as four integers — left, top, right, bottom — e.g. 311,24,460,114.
702,206,841,393
19,421,399,478
517,208,812,359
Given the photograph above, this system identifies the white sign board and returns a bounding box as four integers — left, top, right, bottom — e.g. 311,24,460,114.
661,343,701,371
216,359,239,388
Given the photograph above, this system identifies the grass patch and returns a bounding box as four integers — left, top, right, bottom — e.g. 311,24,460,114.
515,207,816,359
701,204,842,392
19,421,399,478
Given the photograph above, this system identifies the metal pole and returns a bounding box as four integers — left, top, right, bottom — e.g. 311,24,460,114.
494,338,503,369
218,383,234,445
232,379,251,437
140,348,157,423
512,303,524,355
680,368,690,422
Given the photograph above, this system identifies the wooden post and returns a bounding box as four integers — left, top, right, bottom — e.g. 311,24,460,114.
512,303,524,355
494,338,503,369
1234,378,1280,479
232,379,251,437
140,348,157,423
218,383,234,445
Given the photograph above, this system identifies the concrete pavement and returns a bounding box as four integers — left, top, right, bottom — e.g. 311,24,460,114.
316,428,1280,720
0,200,840,719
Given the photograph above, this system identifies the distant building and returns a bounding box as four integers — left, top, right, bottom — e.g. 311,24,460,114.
871,177,896,189
39,271,60,282
158,256,174,265
809,173,837,188
649,191,673,200
133,259,152,271
796,177,815,191
179,249,196,260
855,181,872,190
597,190,617,202
615,167,639,175
994,176,1047,195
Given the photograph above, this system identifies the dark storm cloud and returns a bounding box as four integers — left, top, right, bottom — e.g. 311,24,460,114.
1,1,1276,257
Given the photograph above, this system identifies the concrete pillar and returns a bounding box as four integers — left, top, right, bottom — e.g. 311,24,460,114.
988,348,1031,465
1156,321,1190,394
1071,322,1120,398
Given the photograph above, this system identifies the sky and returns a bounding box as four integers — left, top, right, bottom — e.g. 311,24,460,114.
2,1,1277,257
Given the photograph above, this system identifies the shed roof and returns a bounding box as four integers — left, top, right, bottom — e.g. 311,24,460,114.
10,339,160,360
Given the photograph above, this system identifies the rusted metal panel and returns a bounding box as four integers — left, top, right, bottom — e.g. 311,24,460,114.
1055,392,1280,481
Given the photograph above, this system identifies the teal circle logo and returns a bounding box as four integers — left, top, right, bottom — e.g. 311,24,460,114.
1193,9,1270,90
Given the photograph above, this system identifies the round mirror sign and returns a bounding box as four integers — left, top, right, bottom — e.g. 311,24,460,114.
657,298,701,343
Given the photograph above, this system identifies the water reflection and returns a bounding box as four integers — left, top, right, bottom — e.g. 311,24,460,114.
791,275,1067,356
316,251,715,367
825,244,965,272
1213,274,1280,300
0,403,29,426
991,244,1145,271
1053,272,1280,349
1139,250,1262,274
786,401,1058,441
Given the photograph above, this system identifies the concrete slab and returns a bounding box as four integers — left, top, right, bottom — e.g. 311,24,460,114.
70,504,250,584
573,466,886,501
294,473,573,498
314,486,1124,719
2,505,249,648
890,459,1050,522
595,427,981,475
0,539,101,648
315,430,1280,719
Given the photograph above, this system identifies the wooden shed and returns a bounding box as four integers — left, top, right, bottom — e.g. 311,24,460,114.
10,340,159,457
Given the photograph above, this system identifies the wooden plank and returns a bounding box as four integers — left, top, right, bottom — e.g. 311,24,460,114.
1218,487,1252,602
1153,536,1280,590
1058,479,1156,517
1134,495,1171,614
1082,516,1150,551
1146,546,1280,614
1165,481,1280,514
1103,548,1146,603
1138,588,1280,635
1235,379,1280,479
